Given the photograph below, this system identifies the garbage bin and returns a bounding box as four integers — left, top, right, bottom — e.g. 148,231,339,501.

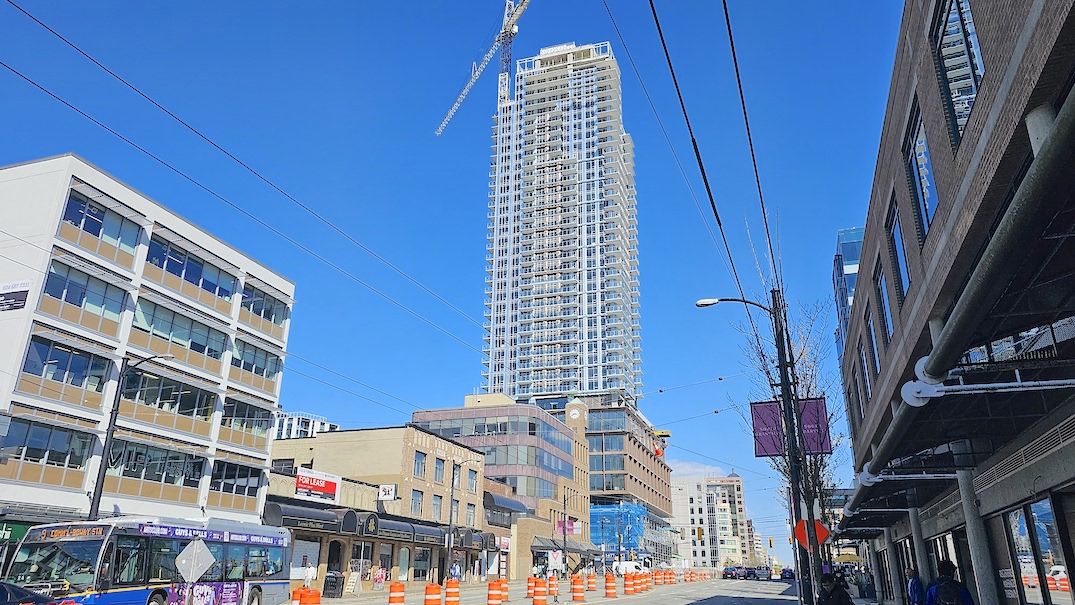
322,572,344,598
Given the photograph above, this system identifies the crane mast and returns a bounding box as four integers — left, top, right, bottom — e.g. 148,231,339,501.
435,0,531,135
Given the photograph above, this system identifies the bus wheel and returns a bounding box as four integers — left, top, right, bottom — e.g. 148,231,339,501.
248,588,261,605
149,592,166,605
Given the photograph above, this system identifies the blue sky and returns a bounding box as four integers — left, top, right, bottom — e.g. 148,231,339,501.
0,1,902,563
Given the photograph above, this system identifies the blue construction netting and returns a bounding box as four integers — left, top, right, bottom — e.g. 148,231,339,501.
590,502,647,557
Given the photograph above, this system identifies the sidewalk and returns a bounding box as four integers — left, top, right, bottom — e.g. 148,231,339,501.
330,579,529,604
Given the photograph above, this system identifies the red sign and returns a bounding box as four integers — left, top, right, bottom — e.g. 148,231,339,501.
295,468,341,504
793,520,830,551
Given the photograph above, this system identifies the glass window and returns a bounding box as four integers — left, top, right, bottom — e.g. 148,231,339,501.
112,537,148,586
1009,508,1046,605
466,504,476,526
202,264,220,296
148,237,168,268
876,265,894,344
434,458,445,483
411,490,423,516
906,108,938,238
209,461,260,496
200,543,225,582
225,545,246,581
149,539,182,582
468,469,478,493
935,0,985,139
888,204,911,301
1029,499,1067,605
413,451,427,477
432,495,443,521
183,256,203,286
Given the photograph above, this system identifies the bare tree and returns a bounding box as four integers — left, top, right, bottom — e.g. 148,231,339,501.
730,298,851,578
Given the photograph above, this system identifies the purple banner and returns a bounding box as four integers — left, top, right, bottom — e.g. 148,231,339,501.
168,582,244,605
139,524,287,546
751,401,786,457
799,398,833,455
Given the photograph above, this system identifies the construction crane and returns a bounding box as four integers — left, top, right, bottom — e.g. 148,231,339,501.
435,0,532,136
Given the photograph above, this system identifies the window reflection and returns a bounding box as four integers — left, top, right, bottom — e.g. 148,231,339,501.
1009,508,1046,605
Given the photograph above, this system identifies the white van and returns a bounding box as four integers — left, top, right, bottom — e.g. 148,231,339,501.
613,561,648,576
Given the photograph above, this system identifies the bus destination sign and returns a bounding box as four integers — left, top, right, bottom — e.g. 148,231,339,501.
25,525,107,541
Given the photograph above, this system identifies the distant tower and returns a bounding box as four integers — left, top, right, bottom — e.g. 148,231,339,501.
483,42,641,399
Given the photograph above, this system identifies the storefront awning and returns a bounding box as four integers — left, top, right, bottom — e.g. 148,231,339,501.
263,502,340,533
484,492,528,513
413,524,445,546
531,536,559,552
329,509,358,534
376,520,414,542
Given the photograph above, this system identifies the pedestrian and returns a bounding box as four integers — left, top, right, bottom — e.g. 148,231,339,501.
304,562,317,588
925,561,975,605
906,568,926,605
451,562,460,580
818,573,855,605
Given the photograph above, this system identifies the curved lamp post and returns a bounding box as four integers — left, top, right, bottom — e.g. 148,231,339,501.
446,458,484,562
88,353,174,520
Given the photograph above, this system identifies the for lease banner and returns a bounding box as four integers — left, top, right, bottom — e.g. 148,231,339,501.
295,467,341,504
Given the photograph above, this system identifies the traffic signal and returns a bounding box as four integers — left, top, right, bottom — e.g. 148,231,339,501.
696,527,703,540
769,537,774,548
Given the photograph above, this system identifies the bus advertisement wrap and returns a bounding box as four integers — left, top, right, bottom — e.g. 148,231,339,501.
168,582,244,605
138,524,288,546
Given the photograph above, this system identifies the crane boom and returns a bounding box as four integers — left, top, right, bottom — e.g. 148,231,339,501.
435,0,532,136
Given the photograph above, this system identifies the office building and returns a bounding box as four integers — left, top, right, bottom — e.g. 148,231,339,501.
411,393,595,574
483,41,641,399
833,226,864,363
274,410,340,439
835,3,1075,605
670,474,748,568
0,154,293,526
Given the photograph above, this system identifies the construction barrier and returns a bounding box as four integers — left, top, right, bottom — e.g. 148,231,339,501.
425,582,441,605
488,581,502,605
500,578,509,602
548,575,559,597
624,573,635,595
655,571,664,586
587,574,597,591
605,573,617,598
571,575,585,602
447,578,460,605
528,577,536,598
534,578,548,605
388,582,406,605
1061,577,1071,592
297,589,320,605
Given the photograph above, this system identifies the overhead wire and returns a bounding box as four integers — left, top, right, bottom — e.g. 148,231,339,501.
644,0,769,360
4,0,482,329
599,0,732,279
0,58,482,355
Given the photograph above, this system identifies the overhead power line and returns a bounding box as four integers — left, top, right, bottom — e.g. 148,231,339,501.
0,58,481,355
5,0,481,329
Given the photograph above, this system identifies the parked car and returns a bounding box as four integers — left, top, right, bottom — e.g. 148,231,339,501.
744,567,759,580
735,566,747,579
723,567,738,579
781,568,796,580
0,582,54,605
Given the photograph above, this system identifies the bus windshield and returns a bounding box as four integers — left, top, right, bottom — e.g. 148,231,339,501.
8,539,104,590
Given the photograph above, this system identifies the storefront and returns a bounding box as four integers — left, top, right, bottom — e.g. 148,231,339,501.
0,520,32,574
263,500,487,593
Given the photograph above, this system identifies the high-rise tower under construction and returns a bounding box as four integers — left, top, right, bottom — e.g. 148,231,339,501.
483,41,641,399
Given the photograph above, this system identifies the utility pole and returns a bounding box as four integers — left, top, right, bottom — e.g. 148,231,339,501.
771,288,814,605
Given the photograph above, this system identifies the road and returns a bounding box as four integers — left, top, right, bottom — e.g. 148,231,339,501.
331,578,801,605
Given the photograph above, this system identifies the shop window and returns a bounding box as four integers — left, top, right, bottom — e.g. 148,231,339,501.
413,548,432,582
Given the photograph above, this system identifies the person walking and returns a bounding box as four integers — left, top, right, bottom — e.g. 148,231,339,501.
818,573,856,605
925,561,975,605
304,562,318,588
907,568,926,605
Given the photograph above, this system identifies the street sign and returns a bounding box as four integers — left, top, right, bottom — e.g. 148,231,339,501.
792,520,831,551
549,550,563,571
378,484,397,501
176,539,215,583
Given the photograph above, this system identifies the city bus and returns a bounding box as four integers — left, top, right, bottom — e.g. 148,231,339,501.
3,516,290,605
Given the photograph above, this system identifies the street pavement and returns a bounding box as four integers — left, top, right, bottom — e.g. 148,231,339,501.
328,578,808,605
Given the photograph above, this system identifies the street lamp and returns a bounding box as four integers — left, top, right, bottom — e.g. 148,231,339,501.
695,290,815,605
556,492,589,603
88,353,174,521
446,458,483,564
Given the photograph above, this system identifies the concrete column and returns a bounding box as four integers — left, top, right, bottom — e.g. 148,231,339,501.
868,539,885,604
1026,103,1058,155
884,528,904,605
909,507,932,583
957,469,999,605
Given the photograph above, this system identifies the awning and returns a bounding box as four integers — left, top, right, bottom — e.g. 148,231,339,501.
413,524,445,546
329,509,358,534
484,492,528,513
482,532,499,552
376,520,414,542
263,502,340,533
531,536,559,552
71,179,152,227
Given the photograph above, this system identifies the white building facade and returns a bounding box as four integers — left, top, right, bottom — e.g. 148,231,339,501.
483,42,641,399
274,411,339,440
0,154,293,524
671,474,749,568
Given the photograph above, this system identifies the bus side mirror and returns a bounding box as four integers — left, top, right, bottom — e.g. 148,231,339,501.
98,566,110,591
